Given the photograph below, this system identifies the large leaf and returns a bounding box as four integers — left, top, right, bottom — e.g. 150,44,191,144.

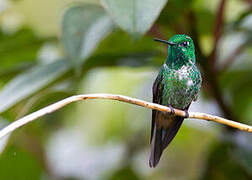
101,0,167,37
0,60,70,113
62,4,114,63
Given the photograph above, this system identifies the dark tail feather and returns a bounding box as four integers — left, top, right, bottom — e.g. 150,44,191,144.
149,124,163,167
149,116,184,168
162,116,184,149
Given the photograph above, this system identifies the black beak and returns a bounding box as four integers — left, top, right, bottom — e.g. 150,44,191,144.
153,38,176,45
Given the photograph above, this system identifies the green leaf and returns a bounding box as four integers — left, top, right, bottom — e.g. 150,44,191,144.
0,60,70,113
101,0,167,37
61,4,114,63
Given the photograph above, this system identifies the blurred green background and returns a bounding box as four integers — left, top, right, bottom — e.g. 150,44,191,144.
0,0,251,179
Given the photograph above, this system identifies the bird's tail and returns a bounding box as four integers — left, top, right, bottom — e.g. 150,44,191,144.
149,116,184,168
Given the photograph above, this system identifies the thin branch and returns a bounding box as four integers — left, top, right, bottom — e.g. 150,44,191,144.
0,93,251,139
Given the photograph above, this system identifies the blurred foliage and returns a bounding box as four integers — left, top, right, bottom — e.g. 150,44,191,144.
200,141,249,180
0,0,251,180
0,144,43,180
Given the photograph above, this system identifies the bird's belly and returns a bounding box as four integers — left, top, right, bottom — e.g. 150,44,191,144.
162,75,197,109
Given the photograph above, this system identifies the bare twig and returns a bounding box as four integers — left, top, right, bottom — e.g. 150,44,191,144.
0,93,251,139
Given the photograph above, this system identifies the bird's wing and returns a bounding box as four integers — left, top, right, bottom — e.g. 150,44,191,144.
150,70,164,142
150,67,193,167
193,66,202,101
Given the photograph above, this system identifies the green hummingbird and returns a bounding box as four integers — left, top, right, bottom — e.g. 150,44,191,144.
149,34,202,167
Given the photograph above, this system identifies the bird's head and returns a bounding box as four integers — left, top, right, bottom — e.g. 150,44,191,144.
154,34,196,68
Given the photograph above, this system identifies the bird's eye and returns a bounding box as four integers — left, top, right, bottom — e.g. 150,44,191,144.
181,41,189,47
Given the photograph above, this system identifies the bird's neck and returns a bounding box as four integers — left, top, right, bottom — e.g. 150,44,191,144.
165,48,195,70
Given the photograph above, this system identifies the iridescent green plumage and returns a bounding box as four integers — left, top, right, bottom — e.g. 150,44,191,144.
150,34,202,167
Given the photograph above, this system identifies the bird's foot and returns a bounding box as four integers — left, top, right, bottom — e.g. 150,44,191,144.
184,110,189,118
168,105,175,115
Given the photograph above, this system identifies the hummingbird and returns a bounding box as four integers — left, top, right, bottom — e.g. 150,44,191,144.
149,34,202,167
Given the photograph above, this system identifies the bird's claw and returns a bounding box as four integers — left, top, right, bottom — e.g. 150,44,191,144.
184,110,189,118
168,105,175,115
